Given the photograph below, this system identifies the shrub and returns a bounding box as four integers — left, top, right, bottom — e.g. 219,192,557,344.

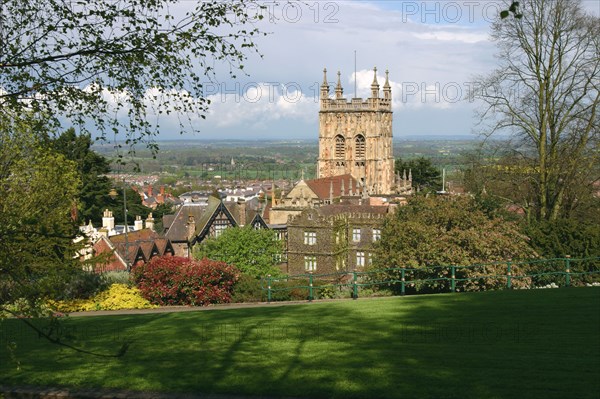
101,271,131,286
232,274,265,303
132,256,239,306
51,284,155,312
59,270,107,300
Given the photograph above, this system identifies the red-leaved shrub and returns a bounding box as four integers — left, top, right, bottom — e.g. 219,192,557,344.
132,256,239,306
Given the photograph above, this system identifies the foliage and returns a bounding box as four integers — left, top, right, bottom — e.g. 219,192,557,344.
474,0,600,221
51,284,156,313
46,128,113,224
101,271,132,286
395,157,442,193
500,1,523,19
132,256,239,306
231,274,266,303
524,219,600,259
372,195,536,292
194,226,284,278
0,114,83,315
59,270,108,301
0,0,266,150
106,186,153,226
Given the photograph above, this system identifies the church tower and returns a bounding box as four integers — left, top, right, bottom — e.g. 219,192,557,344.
317,67,394,195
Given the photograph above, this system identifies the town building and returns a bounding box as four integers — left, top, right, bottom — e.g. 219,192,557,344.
285,202,391,275
76,210,174,272
163,195,266,257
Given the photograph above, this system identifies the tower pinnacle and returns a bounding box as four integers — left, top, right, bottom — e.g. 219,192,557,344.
335,71,343,99
371,66,379,98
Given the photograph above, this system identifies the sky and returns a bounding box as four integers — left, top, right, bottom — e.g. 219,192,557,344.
112,0,600,141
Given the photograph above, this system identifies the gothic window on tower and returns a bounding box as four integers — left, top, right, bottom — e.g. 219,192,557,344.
335,135,345,159
355,135,365,159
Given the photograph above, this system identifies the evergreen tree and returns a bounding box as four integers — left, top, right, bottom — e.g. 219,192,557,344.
47,128,112,224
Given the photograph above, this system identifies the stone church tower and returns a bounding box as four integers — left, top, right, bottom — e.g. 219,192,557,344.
317,67,395,195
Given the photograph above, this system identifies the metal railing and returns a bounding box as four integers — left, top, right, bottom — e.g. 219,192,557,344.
261,257,600,302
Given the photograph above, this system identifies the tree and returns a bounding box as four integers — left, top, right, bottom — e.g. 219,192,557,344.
524,218,600,259
0,114,82,315
372,196,536,292
0,0,266,150
46,128,113,224
194,227,283,278
474,0,600,221
395,157,441,192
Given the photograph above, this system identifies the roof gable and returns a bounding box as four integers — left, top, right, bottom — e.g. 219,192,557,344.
193,196,238,244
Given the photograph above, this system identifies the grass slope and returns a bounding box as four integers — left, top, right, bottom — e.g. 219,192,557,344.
1,288,599,399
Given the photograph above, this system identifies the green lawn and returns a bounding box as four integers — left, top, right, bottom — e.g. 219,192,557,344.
1,288,599,398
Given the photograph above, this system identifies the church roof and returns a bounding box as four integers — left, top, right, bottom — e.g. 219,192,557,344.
305,174,359,200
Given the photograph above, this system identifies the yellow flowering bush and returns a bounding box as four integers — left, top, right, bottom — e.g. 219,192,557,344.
51,284,157,313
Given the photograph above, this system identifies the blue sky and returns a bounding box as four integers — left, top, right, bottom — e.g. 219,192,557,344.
108,1,600,141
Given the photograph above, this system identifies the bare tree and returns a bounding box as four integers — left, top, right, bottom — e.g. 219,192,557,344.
474,0,600,221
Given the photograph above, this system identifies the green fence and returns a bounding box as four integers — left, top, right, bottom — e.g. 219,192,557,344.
260,257,600,302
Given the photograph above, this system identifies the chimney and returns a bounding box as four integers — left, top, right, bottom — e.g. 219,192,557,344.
187,215,196,241
160,185,165,197
271,183,275,207
341,178,345,196
148,185,153,197
237,198,246,227
134,215,143,231
145,213,155,231
102,209,114,231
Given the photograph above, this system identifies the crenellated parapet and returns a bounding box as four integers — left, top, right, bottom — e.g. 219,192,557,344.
320,67,392,112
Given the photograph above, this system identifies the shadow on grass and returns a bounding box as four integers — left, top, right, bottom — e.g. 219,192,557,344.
1,288,599,399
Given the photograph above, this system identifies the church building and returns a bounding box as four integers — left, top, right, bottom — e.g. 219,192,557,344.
317,67,395,195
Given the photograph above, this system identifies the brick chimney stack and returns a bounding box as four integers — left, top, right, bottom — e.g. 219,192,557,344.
187,215,196,241
102,209,115,231
134,215,143,231
237,198,246,227
145,213,155,231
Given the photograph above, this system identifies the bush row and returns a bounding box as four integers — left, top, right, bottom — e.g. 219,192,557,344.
132,256,239,306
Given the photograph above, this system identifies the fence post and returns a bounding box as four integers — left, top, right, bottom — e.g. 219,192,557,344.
267,274,272,304
308,272,313,302
353,270,358,300
506,259,512,289
401,268,406,296
565,255,571,288
451,266,456,293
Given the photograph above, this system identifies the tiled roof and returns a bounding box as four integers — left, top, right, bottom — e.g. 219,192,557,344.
110,229,159,243
305,174,359,200
164,203,206,242
162,214,175,230
314,203,390,217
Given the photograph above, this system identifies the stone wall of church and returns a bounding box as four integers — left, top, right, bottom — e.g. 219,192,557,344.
317,67,395,195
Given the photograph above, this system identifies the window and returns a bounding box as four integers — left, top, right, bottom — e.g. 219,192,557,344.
372,228,381,242
214,220,228,237
335,135,345,158
368,252,373,265
355,135,365,159
352,228,361,242
304,256,317,271
304,231,317,245
356,251,365,267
